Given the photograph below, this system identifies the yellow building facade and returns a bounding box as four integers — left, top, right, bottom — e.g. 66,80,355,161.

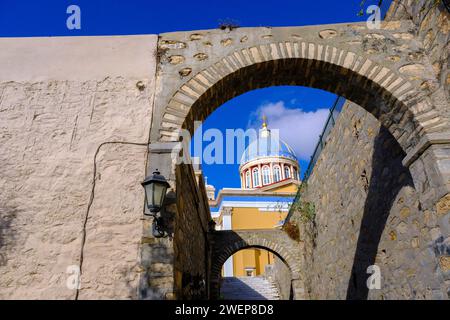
208,120,300,277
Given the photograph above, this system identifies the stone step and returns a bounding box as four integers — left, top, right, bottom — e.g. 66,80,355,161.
220,276,280,300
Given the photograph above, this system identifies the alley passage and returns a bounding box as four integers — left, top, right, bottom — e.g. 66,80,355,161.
220,277,280,300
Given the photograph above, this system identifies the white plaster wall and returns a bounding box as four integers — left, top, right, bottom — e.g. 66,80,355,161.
0,35,157,299
222,214,233,277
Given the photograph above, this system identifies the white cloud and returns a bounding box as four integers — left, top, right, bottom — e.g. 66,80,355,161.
249,101,329,161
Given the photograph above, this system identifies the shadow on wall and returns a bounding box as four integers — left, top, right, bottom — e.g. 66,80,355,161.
346,126,415,300
0,203,18,266
120,263,140,300
139,238,175,300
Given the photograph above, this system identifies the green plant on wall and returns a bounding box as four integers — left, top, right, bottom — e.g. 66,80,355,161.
288,199,318,248
301,202,316,223
289,182,316,223
286,181,318,246
290,200,316,223
358,0,383,16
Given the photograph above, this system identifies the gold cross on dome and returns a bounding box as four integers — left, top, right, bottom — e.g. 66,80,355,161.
262,114,267,128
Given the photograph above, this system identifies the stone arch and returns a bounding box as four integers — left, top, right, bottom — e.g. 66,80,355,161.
146,25,450,299
209,230,304,299
155,37,445,157
150,26,450,206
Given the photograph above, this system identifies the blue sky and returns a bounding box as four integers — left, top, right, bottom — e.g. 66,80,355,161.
1,0,391,37
0,0,392,193
191,87,338,191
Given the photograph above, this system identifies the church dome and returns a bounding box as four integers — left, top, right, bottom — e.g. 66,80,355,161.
240,117,297,166
240,135,297,165
239,117,300,189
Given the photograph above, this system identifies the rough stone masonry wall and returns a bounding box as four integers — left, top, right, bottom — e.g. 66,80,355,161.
174,164,211,299
266,257,292,300
387,0,449,117
0,35,157,299
290,102,450,300
209,229,304,299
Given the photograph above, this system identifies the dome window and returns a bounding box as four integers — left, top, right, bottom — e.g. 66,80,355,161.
245,170,251,188
293,167,298,180
273,166,281,183
284,166,291,179
252,168,260,187
262,166,271,185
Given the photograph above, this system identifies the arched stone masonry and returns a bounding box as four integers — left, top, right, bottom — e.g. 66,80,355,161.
149,22,450,209
209,229,305,300
143,16,450,299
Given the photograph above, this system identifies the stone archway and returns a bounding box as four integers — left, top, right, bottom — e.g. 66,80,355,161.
143,19,450,300
209,229,305,300
150,22,450,207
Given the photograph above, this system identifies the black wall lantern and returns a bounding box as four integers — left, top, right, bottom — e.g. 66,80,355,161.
142,169,170,237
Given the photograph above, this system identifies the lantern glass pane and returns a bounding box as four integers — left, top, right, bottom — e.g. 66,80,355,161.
145,183,155,207
153,183,166,207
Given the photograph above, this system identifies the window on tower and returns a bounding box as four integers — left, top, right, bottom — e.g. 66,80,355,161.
293,167,298,180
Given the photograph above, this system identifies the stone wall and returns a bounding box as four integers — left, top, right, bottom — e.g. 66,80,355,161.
289,102,449,299
174,164,211,299
265,258,292,300
387,0,449,117
151,19,448,160
0,0,448,301
0,35,157,299
209,229,304,299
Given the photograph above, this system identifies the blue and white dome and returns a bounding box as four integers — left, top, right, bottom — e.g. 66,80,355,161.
239,117,300,189
240,134,297,165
